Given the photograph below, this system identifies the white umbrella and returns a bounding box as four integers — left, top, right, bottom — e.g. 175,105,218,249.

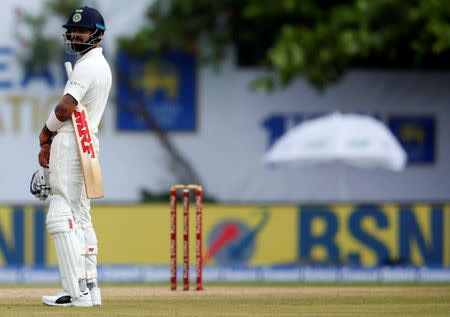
263,112,407,171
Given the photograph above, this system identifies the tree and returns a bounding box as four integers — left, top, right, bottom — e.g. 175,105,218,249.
119,0,450,90
14,0,82,74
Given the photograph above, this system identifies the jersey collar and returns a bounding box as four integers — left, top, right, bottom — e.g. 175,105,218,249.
78,47,103,62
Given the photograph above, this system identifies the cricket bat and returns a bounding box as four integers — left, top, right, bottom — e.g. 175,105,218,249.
65,62,104,199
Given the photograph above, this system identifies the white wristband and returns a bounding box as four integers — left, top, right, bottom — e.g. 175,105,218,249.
45,110,66,132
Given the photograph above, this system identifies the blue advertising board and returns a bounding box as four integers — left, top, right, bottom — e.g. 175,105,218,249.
116,50,197,132
388,115,435,164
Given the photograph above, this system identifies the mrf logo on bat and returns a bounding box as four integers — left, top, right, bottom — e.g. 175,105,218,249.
74,108,95,158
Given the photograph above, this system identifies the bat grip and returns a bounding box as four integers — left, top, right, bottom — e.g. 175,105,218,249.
64,62,72,77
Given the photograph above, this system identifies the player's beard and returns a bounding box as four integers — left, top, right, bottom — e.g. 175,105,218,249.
71,42,92,53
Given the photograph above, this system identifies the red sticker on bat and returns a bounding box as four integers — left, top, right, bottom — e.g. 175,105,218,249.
74,109,96,158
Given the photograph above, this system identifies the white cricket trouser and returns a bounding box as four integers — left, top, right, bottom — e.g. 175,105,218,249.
48,131,100,283
49,131,96,225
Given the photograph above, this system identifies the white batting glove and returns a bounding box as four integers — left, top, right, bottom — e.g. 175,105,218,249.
30,167,51,201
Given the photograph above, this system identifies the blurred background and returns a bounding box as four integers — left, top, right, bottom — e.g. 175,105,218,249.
0,0,449,284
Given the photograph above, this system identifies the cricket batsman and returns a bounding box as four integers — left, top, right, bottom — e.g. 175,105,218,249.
29,6,111,307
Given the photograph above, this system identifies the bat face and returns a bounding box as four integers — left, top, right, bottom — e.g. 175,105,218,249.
74,108,96,159
72,105,104,199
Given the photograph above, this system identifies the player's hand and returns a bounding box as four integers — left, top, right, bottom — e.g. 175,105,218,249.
39,144,51,167
30,167,51,201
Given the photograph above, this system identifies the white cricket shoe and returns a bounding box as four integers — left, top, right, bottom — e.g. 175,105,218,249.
71,289,93,307
42,289,93,307
42,290,71,307
90,286,102,306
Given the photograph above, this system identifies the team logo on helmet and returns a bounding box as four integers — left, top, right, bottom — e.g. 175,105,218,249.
72,13,82,23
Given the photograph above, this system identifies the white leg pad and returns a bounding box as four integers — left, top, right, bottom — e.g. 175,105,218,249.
83,226,98,281
54,233,80,298
75,227,87,280
46,198,82,299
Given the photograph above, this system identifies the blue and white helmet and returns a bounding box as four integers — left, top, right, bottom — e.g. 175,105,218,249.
62,6,106,55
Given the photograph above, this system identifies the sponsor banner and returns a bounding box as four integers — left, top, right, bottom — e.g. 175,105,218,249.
0,206,46,266
0,266,448,284
298,204,450,266
116,50,197,132
339,267,380,282
0,204,448,267
380,267,417,281
89,204,298,266
388,115,436,164
301,267,338,282
263,112,436,165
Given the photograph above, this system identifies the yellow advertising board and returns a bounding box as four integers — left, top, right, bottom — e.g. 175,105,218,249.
298,204,450,266
0,203,448,267
87,204,298,266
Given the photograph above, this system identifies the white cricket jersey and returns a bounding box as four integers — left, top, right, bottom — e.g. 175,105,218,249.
59,47,112,133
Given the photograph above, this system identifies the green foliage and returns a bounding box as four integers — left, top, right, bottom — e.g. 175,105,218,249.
14,0,83,72
119,0,450,90
14,8,59,71
45,0,83,18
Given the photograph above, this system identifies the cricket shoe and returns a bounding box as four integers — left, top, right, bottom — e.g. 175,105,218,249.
71,289,93,307
42,289,93,307
90,286,102,306
42,290,71,307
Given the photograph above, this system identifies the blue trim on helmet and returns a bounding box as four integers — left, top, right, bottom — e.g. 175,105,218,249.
95,23,106,31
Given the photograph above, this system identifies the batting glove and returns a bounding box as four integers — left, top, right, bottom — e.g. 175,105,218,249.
30,167,51,201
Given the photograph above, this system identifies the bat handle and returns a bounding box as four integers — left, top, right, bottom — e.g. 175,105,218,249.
64,62,72,77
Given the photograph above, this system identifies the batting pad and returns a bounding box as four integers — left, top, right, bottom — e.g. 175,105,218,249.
47,215,82,299
82,226,98,281
75,227,87,280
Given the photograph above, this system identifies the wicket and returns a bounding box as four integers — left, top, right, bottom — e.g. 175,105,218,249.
170,184,203,291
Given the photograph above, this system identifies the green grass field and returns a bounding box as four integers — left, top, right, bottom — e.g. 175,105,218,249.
0,284,449,317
